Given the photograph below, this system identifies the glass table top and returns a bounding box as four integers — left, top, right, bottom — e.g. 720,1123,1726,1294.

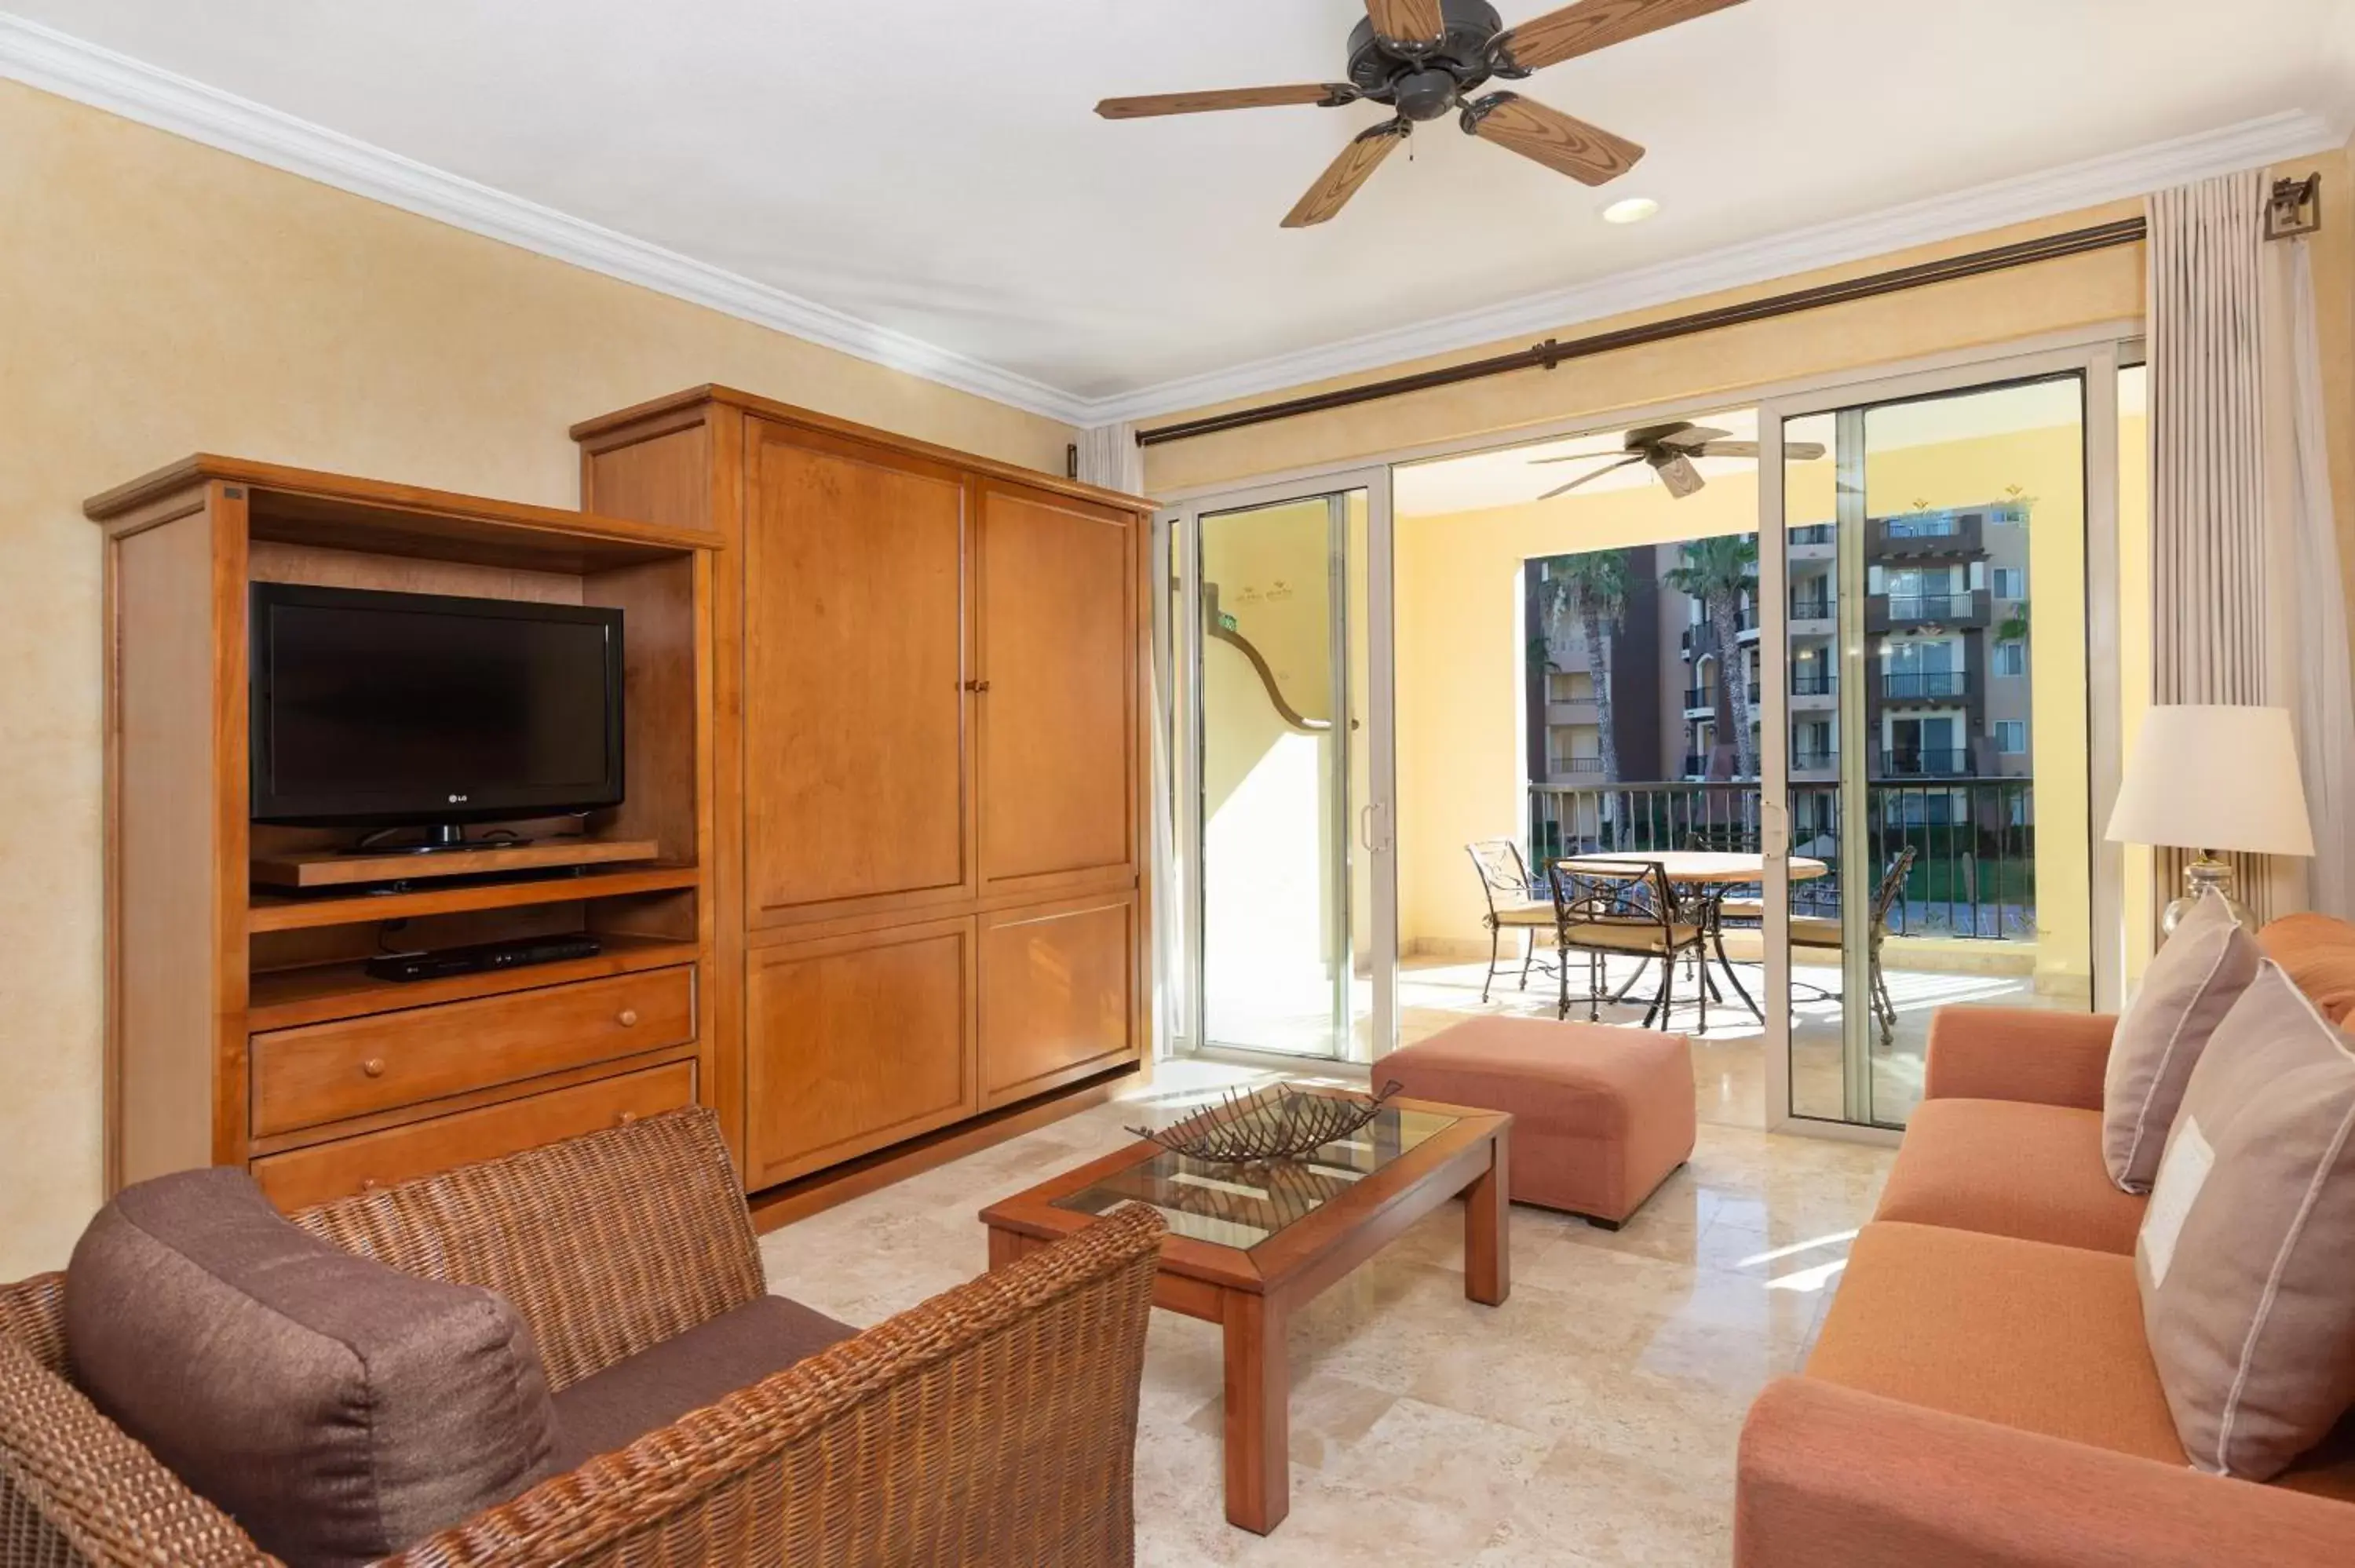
1051,1105,1461,1250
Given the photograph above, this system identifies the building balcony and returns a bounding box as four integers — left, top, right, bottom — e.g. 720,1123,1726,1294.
1881,669,1970,702
1546,698,1599,726
1548,752,1605,781
1875,746,1976,779
1787,524,1836,560
1790,746,1838,778
1684,683,1760,717
1789,592,1835,624
1680,606,1761,658
1867,589,1990,633
1869,512,1987,560
1790,670,1838,707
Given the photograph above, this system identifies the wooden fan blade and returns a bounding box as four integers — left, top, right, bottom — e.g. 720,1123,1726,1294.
1495,0,1747,73
1283,121,1408,228
1529,449,1630,465
1655,424,1731,448
1539,454,1645,498
1366,0,1448,44
1784,441,1828,461
1691,440,1760,458
1097,84,1353,119
1466,93,1643,186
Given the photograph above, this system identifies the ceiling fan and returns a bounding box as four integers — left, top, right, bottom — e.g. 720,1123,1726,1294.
1531,421,1827,501
1095,0,1747,228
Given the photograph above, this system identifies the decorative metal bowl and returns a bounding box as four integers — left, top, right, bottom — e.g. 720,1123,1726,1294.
1127,1081,1404,1165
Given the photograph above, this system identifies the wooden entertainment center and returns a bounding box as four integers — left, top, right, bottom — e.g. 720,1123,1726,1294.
89,458,721,1208
93,395,1153,1216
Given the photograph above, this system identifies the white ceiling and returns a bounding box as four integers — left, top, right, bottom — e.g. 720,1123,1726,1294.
6,1,2351,421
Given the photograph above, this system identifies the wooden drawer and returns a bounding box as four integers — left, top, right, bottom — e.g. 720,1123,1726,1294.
251,966,696,1137
252,1061,696,1210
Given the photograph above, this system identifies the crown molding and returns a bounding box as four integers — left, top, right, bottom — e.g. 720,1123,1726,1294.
1087,108,2346,427
3,12,2341,434
0,12,1096,425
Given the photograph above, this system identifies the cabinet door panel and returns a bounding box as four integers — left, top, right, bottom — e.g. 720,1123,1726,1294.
746,917,977,1187
979,486,1136,893
980,894,1136,1110
746,426,971,922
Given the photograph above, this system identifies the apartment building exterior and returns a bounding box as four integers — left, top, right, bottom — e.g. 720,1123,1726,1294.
1528,504,2035,789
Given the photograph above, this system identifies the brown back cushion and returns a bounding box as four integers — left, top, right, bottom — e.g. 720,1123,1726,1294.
2136,962,2355,1480
2103,891,2259,1192
65,1168,559,1568
2258,911,2355,1025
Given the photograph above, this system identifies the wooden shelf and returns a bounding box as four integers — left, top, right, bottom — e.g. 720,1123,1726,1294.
247,863,701,933
254,837,662,891
247,934,701,1032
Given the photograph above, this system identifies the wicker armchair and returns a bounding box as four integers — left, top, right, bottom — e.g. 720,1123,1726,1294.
0,1107,1167,1568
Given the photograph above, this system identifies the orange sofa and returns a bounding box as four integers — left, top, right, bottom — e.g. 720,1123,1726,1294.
1735,914,2355,1568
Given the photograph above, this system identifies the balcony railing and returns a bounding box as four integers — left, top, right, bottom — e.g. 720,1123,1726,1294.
1884,515,1959,538
1886,593,1973,621
1790,593,1835,620
1527,779,2038,939
1791,669,1837,696
1882,670,1969,700
1878,747,1974,777
1685,683,1762,709
1548,751,1603,775
1791,746,1838,770
1788,524,1835,545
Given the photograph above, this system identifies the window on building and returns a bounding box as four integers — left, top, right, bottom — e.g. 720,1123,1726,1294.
1992,567,2026,599
1993,719,2028,754
1993,640,2026,676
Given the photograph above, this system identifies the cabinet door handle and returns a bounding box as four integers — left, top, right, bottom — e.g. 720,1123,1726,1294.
360,1177,382,1192
616,1110,640,1127
615,1008,641,1028
964,679,991,693
361,1058,387,1078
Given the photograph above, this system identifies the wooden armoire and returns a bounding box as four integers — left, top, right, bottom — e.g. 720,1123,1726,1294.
571,387,1153,1198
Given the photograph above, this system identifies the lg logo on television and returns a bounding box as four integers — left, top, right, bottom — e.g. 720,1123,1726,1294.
447,793,469,804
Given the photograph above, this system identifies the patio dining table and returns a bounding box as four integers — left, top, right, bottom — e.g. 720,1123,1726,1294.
1562,851,1829,1023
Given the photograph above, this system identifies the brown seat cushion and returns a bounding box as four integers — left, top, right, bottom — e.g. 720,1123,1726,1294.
1806,1220,2185,1464
551,1293,857,1468
2258,911,2355,1026
65,1168,557,1568
1875,1097,2147,1254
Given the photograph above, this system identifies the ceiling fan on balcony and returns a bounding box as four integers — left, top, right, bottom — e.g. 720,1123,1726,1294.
1094,0,1747,228
1531,421,1827,501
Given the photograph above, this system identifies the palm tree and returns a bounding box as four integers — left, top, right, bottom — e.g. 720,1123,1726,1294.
1666,534,1761,779
1543,550,1630,786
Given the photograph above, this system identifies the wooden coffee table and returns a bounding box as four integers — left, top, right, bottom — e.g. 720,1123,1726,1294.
979,1090,1511,1534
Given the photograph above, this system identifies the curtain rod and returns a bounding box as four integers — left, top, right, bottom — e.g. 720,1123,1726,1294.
1135,216,2149,448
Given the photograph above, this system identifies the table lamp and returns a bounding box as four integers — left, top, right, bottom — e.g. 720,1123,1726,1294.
2105,704,2315,932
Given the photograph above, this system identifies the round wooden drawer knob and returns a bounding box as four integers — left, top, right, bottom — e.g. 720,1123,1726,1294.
362,1058,387,1078
615,1008,641,1028
616,1110,639,1127
360,1178,382,1192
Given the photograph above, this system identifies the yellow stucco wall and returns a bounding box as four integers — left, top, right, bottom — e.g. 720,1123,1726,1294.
0,81,1078,1278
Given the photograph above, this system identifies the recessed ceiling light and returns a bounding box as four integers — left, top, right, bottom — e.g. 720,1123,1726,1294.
1601,196,1659,225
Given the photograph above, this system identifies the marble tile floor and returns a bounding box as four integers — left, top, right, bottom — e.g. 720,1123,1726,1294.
760,1059,1894,1566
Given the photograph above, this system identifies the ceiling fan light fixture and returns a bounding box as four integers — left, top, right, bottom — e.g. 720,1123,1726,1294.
1601,195,1659,224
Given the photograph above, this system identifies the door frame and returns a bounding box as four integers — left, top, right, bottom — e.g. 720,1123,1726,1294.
1156,466,1399,1066
1754,339,2128,1137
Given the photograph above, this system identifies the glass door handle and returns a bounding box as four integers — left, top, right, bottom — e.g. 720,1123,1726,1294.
1360,803,1375,851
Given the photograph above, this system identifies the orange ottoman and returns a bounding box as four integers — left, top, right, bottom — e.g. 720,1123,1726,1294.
1383,1016,1696,1227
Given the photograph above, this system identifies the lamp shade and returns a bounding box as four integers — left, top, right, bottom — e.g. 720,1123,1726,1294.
2105,704,2315,857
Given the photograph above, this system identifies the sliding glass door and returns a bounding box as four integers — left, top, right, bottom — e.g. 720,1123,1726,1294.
1163,473,1396,1062
1762,360,2108,1129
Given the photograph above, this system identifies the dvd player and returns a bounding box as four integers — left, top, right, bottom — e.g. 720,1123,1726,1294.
364,934,603,983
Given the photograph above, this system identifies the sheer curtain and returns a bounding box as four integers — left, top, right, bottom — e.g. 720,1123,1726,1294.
1078,423,1178,1057
2145,167,2353,922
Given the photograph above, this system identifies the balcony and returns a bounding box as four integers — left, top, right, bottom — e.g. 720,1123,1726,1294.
1868,589,1990,633
1546,698,1600,726
1881,669,1969,702
1788,523,1835,545
1790,746,1838,775
1684,683,1761,716
1547,751,1604,780
1680,606,1761,658
1869,512,1987,560
1789,591,1835,624
1875,746,1975,778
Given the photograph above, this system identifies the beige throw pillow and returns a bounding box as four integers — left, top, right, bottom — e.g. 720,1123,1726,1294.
2135,961,2355,1480
2103,890,2259,1192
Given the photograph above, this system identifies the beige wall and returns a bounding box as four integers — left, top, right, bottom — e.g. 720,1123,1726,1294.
0,81,1077,1278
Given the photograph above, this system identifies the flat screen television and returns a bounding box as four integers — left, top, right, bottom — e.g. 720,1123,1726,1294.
250,582,625,834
